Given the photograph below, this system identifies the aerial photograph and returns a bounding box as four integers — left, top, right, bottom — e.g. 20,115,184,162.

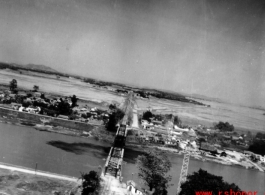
0,0,264,194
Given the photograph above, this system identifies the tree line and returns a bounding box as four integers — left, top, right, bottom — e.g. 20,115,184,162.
248,132,265,155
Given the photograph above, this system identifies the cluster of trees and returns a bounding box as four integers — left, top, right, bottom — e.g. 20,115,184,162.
80,109,109,124
248,132,265,155
80,171,101,195
10,79,40,94
83,78,113,87
79,153,241,195
179,169,240,195
6,79,79,117
33,85,39,92
134,90,149,98
173,115,182,127
137,149,172,195
214,121,234,132
136,149,240,194
116,89,128,94
42,95,78,116
79,158,241,195
105,104,125,132
142,111,182,127
254,132,265,140
27,96,76,116
142,111,153,122
71,95,78,107
139,90,206,106
9,79,18,92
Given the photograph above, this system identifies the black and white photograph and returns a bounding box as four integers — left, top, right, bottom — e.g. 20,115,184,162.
0,0,264,194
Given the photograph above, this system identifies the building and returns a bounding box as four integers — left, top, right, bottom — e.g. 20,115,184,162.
200,142,217,153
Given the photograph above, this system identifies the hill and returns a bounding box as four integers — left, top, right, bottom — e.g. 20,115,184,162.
13,63,58,73
0,62,60,75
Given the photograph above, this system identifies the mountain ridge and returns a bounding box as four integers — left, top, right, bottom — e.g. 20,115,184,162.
11,63,58,73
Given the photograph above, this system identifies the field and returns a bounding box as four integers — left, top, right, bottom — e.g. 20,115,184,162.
1,68,264,133
136,97,265,133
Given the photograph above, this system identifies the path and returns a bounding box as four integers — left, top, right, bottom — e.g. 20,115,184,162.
245,158,264,172
0,162,79,182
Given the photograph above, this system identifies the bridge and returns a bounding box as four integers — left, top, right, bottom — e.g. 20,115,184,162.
104,92,134,178
103,124,128,178
101,92,137,194
102,91,190,195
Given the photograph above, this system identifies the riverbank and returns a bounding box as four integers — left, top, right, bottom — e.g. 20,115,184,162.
1,110,264,174
0,105,99,131
0,162,80,195
0,103,264,174
0,114,115,143
125,143,265,172
1,111,263,173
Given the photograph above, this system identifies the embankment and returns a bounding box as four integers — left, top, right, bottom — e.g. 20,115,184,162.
0,106,98,132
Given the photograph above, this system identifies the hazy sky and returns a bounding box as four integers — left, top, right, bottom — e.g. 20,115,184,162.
0,0,265,107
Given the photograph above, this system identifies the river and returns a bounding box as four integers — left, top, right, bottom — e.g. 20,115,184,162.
0,122,264,194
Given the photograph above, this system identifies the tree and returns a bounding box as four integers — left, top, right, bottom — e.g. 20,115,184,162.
153,114,163,121
173,115,182,127
137,149,172,194
198,137,206,147
106,108,125,132
244,131,253,142
40,93,45,99
80,171,101,195
142,111,153,122
214,121,234,132
9,79,17,92
33,85,39,92
179,169,241,195
255,132,265,140
249,140,265,155
109,104,116,110
71,95,78,107
57,99,72,115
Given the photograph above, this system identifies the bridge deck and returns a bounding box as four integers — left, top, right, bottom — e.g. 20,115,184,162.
105,123,128,178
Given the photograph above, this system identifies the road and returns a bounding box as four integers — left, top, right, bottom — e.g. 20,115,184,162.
121,92,135,125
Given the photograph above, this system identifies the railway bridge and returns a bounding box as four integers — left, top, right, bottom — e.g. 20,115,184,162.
101,92,138,194
103,123,128,179
104,91,134,178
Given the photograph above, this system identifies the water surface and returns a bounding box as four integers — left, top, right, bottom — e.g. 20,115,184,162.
0,122,264,194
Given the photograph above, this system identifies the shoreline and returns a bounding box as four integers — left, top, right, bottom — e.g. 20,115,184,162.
125,143,264,172
0,113,264,173
0,81,264,174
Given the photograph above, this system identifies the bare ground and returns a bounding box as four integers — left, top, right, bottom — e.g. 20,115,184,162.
0,168,80,195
